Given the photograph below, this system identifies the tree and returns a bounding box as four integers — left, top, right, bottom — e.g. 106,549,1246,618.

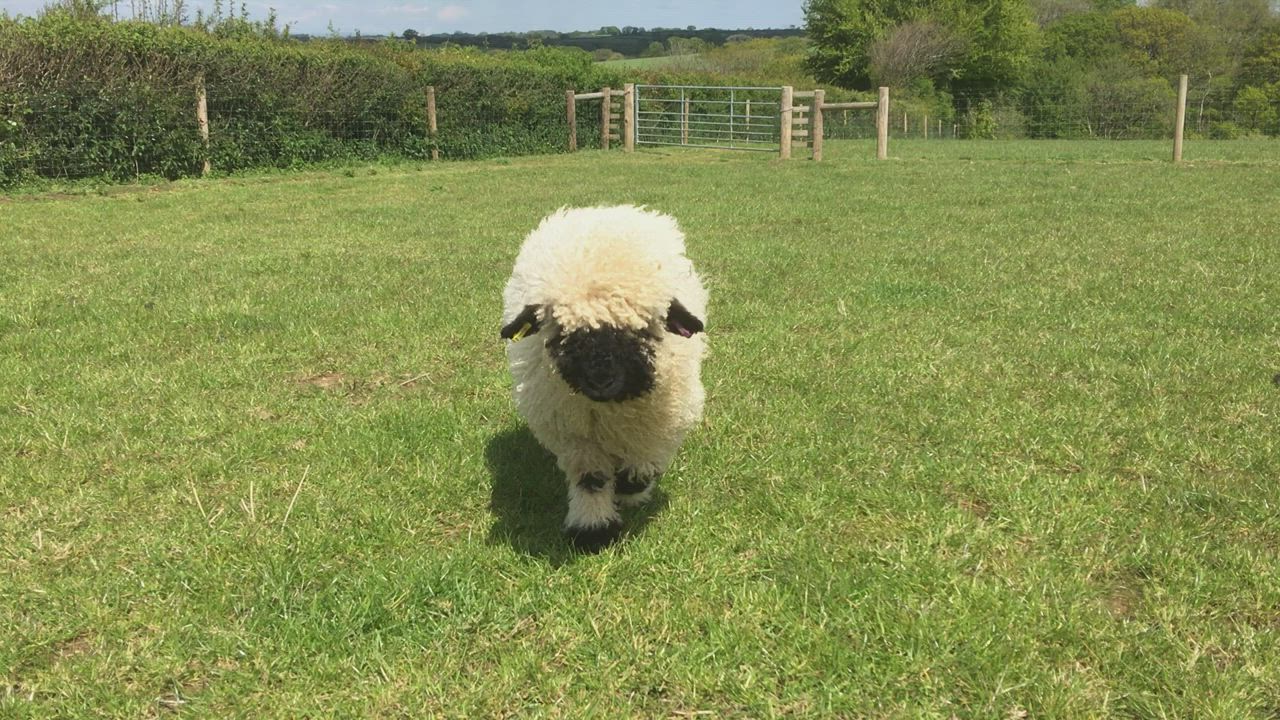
804,0,1040,92
38,0,110,21
667,36,710,55
1112,6,1200,77
641,41,666,57
867,20,967,86
1030,0,1093,27
403,28,419,41
1233,84,1279,131
1240,21,1280,86
1045,10,1122,61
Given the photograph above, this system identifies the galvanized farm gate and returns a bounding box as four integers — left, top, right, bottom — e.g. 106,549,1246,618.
633,85,783,153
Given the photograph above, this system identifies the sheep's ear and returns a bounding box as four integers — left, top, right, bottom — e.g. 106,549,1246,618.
501,304,543,340
665,300,704,338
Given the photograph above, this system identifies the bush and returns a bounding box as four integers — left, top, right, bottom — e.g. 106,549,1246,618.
969,100,999,139
1082,59,1175,139
1208,121,1243,139
1233,85,1279,135
1021,56,1091,138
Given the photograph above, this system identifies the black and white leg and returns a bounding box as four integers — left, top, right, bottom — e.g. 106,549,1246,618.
564,471,622,552
615,468,657,507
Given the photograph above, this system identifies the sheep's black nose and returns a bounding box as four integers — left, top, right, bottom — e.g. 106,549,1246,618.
583,358,622,397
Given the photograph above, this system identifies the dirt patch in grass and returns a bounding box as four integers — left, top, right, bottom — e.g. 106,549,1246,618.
294,370,440,403
943,484,992,519
956,495,992,519
1103,585,1141,620
298,371,348,391
52,632,94,661
249,407,278,421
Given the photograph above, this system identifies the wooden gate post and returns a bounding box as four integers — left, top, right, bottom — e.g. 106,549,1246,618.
1173,73,1188,163
812,89,824,162
566,90,577,152
601,87,611,150
196,74,210,176
623,83,635,152
426,85,439,161
877,87,889,160
780,85,794,160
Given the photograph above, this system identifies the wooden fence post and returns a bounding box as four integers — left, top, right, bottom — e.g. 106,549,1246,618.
601,87,611,150
780,85,793,160
903,111,907,135
426,85,439,161
812,89,824,162
924,114,928,139
1173,73,1188,163
195,74,210,176
623,83,635,152
877,87,889,160
566,90,577,152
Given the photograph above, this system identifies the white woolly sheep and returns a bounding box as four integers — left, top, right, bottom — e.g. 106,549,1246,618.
500,205,708,552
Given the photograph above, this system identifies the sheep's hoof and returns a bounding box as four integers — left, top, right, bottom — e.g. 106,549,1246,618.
566,520,623,553
615,470,656,507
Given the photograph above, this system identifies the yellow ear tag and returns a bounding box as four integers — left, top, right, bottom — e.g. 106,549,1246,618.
511,322,532,341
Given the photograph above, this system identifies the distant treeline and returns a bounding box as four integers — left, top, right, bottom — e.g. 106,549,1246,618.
391,27,807,56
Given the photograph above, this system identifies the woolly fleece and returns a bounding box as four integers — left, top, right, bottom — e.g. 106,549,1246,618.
502,205,708,523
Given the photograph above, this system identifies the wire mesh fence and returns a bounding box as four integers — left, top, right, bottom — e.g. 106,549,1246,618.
817,88,1280,142
0,82,618,185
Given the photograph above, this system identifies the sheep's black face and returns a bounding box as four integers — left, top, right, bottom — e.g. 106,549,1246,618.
502,301,704,403
547,326,656,402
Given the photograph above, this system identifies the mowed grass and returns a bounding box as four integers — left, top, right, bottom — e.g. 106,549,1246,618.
2,140,1279,717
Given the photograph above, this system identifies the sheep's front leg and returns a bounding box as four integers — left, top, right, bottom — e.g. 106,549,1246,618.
564,471,622,552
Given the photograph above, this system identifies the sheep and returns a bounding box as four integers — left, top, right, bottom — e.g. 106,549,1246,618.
500,205,708,552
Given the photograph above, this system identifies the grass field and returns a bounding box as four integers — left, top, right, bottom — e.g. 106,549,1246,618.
3,140,1279,717
601,54,703,70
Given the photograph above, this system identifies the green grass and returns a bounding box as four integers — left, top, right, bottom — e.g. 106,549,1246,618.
601,54,703,69
3,140,1279,717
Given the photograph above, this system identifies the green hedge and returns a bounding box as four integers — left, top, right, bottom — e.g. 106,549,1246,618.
0,15,626,187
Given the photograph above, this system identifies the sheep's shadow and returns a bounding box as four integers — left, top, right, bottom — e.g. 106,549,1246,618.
485,425,668,565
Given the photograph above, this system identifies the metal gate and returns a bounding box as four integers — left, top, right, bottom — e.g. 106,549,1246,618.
633,85,782,152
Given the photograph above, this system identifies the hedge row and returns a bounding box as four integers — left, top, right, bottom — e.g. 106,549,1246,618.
0,15,626,187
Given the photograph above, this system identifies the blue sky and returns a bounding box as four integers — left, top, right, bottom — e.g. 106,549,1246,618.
0,1,806,35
